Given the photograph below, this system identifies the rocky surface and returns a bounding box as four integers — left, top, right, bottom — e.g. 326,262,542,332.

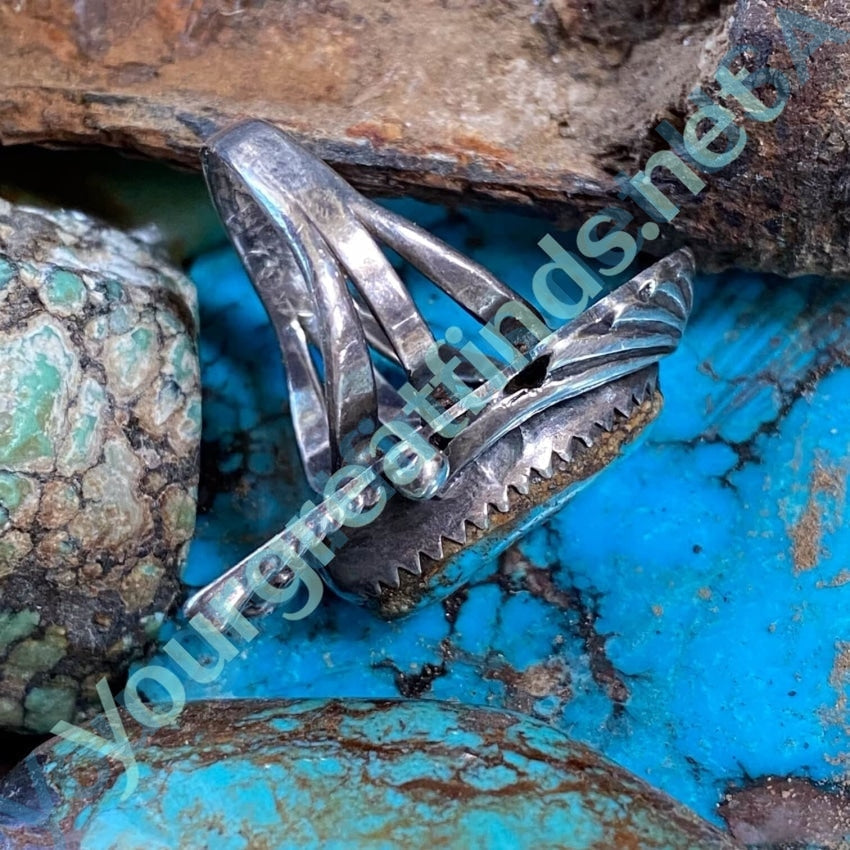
0,0,849,276
720,776,850,847
0,698,739,848
0,200,201,734
170,201,850,839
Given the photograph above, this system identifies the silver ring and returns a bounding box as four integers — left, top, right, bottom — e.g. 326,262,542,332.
185,119,695,620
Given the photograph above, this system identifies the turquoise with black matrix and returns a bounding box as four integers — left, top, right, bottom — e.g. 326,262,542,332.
0,200,201,734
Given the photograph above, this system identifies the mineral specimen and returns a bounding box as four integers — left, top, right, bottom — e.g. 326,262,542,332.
0,0,847,276
0,200,201,734
0,699,739,848
178,201,850,831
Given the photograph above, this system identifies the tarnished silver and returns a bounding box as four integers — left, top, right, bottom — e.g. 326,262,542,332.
184,119,694,621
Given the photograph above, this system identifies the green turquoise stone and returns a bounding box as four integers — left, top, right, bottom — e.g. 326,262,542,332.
0,699,736,849
0,200,202,734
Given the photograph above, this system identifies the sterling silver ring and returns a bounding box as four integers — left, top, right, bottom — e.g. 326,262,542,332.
185,119,695,621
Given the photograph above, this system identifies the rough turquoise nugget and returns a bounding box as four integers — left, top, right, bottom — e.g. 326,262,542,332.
0,200,201,735
0,699,737,849
170,202,850,835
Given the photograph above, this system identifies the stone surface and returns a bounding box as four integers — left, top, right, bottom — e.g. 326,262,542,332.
0,1,849,276
167,200,850,842
0,200,201,734
720,776,850,847
0,699,739,849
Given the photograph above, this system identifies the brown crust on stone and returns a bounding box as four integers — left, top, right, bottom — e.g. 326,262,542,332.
2,1,849,276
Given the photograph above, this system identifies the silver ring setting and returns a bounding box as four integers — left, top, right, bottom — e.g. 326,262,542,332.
185,119,695,620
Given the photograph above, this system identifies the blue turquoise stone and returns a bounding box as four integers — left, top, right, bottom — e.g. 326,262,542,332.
144,200,850,839
0,699,736,848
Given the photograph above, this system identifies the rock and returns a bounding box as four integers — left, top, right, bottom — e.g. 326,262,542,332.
177,201,850,828
0,698,740,848
720,776,850,848
0,1,847,275
0,200,201,734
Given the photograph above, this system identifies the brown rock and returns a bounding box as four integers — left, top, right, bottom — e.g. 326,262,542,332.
721,775,850,847
0,1,847,275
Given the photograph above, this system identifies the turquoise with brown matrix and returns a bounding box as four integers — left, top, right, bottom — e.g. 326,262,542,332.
0,699,739,848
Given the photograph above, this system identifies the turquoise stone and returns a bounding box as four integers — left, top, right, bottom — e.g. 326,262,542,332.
147,200,850,840
0,699,736,848
0,200,201,734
